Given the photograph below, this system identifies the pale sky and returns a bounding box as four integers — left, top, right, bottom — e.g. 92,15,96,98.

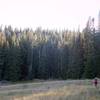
0,0,100,31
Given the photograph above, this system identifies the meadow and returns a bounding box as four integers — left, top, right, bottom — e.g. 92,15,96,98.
0,80,100,100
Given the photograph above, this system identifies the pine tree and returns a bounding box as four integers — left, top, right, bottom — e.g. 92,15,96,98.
83,18,95,78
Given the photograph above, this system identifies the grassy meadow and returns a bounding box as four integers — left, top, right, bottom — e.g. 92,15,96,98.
0,80,100,100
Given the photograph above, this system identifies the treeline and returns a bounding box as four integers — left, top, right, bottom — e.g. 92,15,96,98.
0,19,100,81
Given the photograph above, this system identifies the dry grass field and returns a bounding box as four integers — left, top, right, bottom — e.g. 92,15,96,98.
0,80,100,100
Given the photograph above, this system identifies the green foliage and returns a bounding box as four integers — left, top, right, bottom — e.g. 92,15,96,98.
4,46,21,81
0,24,99,82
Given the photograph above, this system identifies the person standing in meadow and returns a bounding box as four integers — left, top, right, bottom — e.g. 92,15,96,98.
93,77,98,88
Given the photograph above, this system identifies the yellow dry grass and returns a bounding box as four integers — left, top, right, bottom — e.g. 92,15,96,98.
12,85,100,100
0,80,100,100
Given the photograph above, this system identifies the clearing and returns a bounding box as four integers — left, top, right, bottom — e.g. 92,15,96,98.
0,80,100,100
